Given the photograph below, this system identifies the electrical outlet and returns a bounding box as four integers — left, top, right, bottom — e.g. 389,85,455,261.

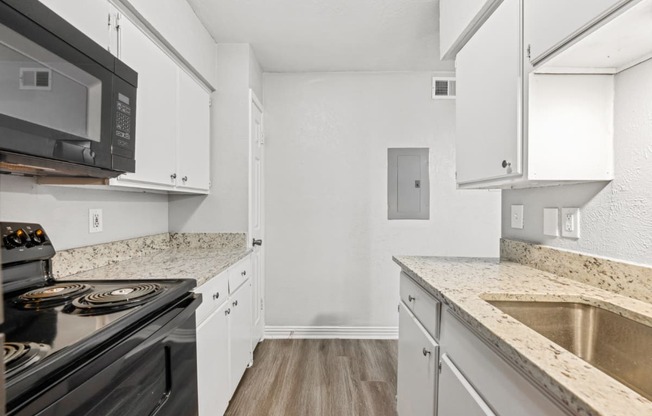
511,205,524,229
89,209,103,233
561,208,580,239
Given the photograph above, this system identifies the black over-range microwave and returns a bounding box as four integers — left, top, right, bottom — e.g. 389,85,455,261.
0,0,137,178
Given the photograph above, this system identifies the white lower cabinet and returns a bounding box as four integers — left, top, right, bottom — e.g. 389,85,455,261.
397,273,569,416
195,255,257,416
196,301,230,416
438,354,495,416
397,303,439,416
228,281,253,396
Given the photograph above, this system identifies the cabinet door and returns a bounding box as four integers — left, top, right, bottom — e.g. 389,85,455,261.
196,302,230,416
455,0,523,185
438,354,496,416
117,15,177,188
229,282,253,395
397,303,439,416
39,0,110,49
525,0,630,64
176,70,210,192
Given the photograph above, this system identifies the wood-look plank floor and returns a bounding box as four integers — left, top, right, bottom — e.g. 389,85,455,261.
225,339,398,416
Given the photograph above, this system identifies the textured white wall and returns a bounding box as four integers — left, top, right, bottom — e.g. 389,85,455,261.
169,44,263,233
0,175,168,250
502,59,652,266
263,72,501,328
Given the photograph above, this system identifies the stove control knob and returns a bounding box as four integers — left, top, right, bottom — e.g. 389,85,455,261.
29,229,47,246
4,229,28,249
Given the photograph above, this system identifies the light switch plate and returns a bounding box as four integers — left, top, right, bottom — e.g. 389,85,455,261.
543,208,559,237
561,208,580,239
511,205,524,229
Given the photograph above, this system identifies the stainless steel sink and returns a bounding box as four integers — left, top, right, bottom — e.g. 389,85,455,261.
487,300,652,401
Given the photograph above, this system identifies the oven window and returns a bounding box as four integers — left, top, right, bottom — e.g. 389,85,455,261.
0,23,102,142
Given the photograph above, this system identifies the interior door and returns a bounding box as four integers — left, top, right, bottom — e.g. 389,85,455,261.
249,91,265,348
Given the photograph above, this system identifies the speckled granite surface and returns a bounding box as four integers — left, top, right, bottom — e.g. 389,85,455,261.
53,232,248,284
501,239,652,303
62,247,251,286
393,256,652,416
52,233,170,278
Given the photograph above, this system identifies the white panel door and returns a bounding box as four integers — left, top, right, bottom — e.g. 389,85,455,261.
39,0,110,49
229,282,253,395
249,91,265,348
438,354,496,416
196,302,230,416
176,69,210,192
397,303,439,416
455,0,523,184
117,15,177,187
525,0,631,64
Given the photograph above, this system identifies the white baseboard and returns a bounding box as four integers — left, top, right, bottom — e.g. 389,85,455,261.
264,326,398,339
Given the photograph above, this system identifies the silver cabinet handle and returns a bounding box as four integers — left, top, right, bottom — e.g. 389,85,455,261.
232,300,238,307
501,160,511,169
408,295,416,302
212,292,219,301
241,270,247,276
225,308,231,315
182,176,188,182
423,348,431,357
170,173,177,180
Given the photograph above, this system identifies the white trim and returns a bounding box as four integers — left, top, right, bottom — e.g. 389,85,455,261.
265,326,399,340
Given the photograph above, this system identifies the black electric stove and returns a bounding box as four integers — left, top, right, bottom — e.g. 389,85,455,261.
0,222,201,416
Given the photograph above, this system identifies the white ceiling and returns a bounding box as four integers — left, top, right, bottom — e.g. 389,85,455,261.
186,0,454,72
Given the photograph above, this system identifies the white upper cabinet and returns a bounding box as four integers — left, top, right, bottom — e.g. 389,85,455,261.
39,0,111,49
116,14,178,189
525,0,631,65
455,0,522,184
176,70,211,192
439,0,500,59
455,0,616,189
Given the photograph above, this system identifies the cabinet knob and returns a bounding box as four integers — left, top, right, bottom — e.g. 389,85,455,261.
171,173,177,180
225,308,231,315
233,300,239,307
241,270,247,276
408,295,416,302
182,176,188,182
501,160,511,169
422,348,432,357
212,292,219,300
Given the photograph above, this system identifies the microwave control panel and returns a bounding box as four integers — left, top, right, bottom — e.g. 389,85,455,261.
111,83,136,160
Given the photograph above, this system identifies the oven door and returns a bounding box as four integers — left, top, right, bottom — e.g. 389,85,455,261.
0,2,117,174
13,295,201,416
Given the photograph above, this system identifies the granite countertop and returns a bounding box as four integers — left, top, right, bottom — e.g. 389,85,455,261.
60,247,252,286
393,256,652,416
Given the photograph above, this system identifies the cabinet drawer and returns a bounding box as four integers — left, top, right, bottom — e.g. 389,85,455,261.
400,272,442,340
194,271,229,325
229,256,252,295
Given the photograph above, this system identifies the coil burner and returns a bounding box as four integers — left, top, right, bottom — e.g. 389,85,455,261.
15,284,92,309
67,283,165,315
4,342,50,376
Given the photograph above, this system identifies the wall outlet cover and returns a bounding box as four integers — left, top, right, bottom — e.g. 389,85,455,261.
511,205,524,229
561,208,580,239
89,209,103,233
543,208,559,237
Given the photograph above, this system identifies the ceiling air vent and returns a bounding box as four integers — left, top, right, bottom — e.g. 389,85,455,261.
20,68,52,90
432,77,456,100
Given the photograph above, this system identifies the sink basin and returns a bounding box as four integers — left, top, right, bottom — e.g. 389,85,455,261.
488,300,652,401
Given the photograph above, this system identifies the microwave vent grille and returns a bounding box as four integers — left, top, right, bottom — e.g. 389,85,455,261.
20,68,52,90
